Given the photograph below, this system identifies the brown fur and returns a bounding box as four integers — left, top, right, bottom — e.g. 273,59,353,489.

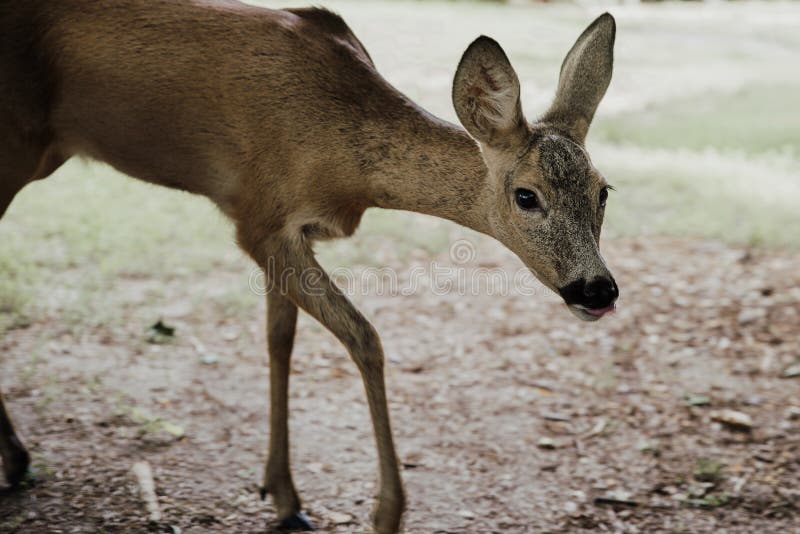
0,2,616,531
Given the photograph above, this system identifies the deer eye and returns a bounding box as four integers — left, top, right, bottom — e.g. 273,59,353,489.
514,188,539,211
599,187,609,208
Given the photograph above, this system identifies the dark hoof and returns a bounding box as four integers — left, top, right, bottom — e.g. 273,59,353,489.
277,512,315,531
7,467,35,489
2,446,31,487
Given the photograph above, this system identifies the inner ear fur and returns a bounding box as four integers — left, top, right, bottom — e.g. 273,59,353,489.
452,36,528,148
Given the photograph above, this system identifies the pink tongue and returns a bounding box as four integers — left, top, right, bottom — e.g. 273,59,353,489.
586,304,616,317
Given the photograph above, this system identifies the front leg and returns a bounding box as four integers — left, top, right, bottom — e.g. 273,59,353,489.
249,234,405,534
261,291,315,530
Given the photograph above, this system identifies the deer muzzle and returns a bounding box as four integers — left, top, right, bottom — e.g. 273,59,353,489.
558,276,619,322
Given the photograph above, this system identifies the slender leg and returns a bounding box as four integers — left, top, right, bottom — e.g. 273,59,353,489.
0,141,39,487
0,109,63,488
260,291,314,530
248,236,405,534
0,228,31,487
0,389,30,486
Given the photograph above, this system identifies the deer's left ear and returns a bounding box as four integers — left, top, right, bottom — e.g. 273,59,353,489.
453,36,527,149
542,13,615,143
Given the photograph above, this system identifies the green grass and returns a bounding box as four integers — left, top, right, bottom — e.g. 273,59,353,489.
1,1,799,331
594,84,800,155
0,161,243,331
597,145,800,248
4,160,236,275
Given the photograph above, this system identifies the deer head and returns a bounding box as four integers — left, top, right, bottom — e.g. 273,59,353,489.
452,13,618,321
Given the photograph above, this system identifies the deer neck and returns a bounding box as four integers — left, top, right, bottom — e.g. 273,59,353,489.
366,104,493,236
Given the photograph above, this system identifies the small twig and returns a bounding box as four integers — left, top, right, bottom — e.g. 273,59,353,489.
132,461,161,523
593,495,639,508
512,377,557,392
542,412,571,422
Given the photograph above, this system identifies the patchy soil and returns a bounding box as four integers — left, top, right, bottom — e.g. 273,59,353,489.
1,237,799,533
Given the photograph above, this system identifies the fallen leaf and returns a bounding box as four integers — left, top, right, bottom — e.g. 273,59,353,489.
457,510,475,520
737,308,766,325
537,437,556,450
690,492,730,508
584,417,608,438
160,421,185,439
710,410,753,432
593,491,638,507
636,439,660,455
781,362,800,378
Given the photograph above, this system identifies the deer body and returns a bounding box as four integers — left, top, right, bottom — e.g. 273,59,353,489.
1,1,618,532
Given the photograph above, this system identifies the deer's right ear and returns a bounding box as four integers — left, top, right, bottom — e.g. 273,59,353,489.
453,36,527,148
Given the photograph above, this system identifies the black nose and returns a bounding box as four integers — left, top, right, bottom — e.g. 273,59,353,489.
583,277,619,309
558,276,619,310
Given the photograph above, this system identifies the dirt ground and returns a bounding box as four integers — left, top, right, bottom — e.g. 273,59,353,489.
1,237,799,533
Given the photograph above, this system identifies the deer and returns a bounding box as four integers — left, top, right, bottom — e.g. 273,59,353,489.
0,1,618,531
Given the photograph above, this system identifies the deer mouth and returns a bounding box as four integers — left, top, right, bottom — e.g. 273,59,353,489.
567,303,616,322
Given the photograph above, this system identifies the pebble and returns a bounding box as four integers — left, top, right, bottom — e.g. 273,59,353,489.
328,512,353,525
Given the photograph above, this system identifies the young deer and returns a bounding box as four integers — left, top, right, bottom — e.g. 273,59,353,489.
0,1,617,531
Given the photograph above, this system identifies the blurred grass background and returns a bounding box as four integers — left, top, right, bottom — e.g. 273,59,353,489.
1,0,799,331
